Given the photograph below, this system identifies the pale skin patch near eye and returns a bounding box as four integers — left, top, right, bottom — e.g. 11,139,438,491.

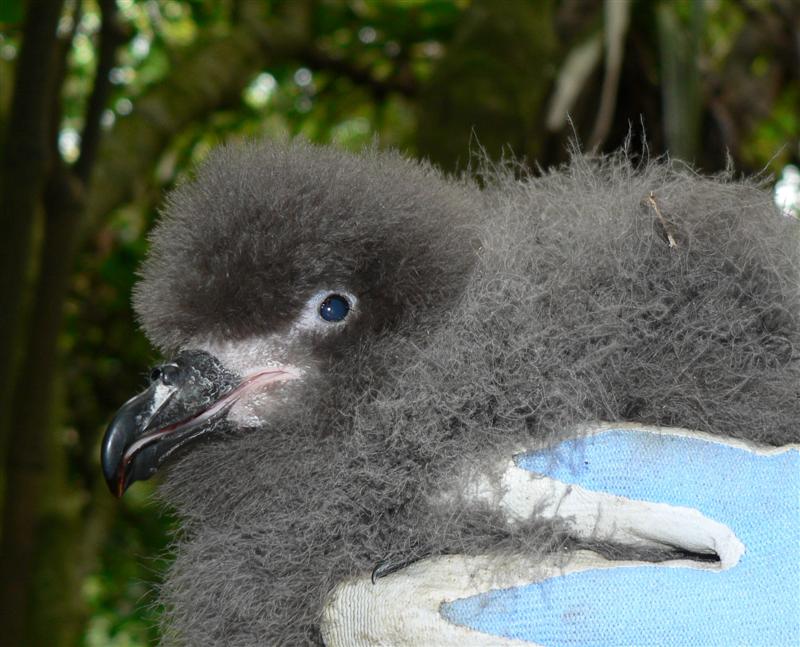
191,289,358,372
186,289,357,426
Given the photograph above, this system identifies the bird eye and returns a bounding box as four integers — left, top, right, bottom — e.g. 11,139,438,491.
319,294,350,322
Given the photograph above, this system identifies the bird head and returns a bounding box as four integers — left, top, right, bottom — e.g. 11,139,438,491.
101,140,479,497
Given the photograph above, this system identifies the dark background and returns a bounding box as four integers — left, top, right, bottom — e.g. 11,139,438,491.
1,1,798,645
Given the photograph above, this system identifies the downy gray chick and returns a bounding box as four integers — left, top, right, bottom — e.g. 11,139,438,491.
102,140,800,646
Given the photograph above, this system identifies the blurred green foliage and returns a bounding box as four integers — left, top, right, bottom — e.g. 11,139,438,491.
82,485,171,647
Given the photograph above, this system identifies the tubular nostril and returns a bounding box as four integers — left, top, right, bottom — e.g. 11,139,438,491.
150,363,180,386
159,363,180,385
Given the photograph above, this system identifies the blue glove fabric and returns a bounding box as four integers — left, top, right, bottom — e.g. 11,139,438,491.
442,428,800,646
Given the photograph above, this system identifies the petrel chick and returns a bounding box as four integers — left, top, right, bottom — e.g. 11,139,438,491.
102,141,800,645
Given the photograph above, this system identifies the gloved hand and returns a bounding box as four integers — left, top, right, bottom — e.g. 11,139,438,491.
321,424,799,646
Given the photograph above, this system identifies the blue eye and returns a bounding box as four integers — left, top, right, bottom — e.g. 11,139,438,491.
319,294,350,322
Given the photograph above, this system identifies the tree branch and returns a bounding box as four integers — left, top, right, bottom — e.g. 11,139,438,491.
75,0,126,183
302,46,417,99
588,0,631,151
47,1,82,162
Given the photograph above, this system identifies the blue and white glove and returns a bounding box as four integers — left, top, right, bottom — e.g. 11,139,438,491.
321,424,799,646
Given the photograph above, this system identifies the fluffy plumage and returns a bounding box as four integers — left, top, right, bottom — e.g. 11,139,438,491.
132,141,799,645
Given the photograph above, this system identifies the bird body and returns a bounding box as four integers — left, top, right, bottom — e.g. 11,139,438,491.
103,141,800,645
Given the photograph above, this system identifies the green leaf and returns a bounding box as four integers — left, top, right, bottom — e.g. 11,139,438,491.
0,0,23,24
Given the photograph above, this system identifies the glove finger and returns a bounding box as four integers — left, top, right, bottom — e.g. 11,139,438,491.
516,426,797,525
442,558,798,646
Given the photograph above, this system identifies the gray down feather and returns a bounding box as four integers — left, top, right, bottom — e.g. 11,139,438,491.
130,140,799,646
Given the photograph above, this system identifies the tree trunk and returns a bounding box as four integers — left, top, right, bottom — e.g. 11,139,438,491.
0,0,64,469
2,165,89,647
0,4,66,646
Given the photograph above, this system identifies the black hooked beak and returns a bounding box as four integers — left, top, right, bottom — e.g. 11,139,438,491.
101,350,297,497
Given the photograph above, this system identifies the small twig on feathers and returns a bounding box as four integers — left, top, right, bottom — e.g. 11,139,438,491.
646,191,679,249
